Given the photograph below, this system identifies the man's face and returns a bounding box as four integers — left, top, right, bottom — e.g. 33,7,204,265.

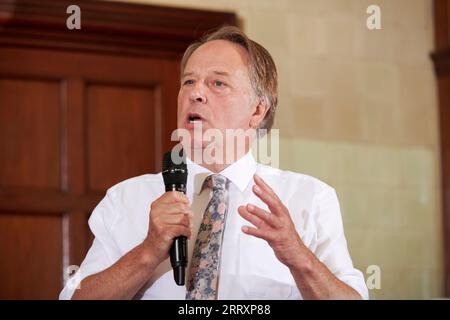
177,40,262,150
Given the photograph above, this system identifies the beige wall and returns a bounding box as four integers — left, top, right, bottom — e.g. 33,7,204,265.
111,0,443,299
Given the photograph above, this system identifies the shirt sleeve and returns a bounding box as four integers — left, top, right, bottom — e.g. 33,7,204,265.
59,190,120,300
312,186,369,300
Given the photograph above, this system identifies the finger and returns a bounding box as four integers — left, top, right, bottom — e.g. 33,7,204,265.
238,205,266,229
161,191,189,204
253,174,288,216
252,182,284,216
159,203,192,216
246,204,282,229
254,174,282,203
168,225,192,240
163,212,193,228
172,202,192,214
241,225,273,242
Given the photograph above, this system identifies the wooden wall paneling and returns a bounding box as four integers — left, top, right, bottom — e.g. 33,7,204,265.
0,212,63,299
0,0,236,299
0,75,64,299
64,78,89,280
437,73,450,296
87,83,157,191
433,0,450,298
0,0,237,58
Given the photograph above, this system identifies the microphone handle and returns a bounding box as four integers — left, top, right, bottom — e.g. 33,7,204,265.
166,184,188,286
171,237,187,285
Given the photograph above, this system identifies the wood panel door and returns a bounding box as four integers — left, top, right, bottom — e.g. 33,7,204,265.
433,0,450,297
0,0,236,299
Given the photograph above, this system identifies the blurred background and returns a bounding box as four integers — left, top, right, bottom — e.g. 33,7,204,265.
0,0,449,299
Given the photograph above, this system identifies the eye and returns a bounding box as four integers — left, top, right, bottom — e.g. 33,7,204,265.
183,79,194,86
214,80,225,87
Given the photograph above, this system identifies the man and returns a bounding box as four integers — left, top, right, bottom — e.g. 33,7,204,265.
60,26,368,300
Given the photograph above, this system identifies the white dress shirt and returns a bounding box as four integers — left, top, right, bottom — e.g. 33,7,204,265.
59,151,368,300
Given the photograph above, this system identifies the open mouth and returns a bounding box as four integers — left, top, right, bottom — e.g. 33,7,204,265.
187,113,203,123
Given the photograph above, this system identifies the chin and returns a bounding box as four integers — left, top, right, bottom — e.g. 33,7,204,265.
178,136,205,151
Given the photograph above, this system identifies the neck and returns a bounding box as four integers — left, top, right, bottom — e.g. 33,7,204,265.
199,162,230,173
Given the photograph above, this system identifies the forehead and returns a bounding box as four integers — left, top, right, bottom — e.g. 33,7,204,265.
184,39,250,75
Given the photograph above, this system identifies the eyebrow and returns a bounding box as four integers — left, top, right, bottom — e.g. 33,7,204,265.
181,72,194,79
181,71,231,79
212,71,230,77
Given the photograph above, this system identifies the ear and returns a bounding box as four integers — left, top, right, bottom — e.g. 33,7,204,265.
249,98,270,129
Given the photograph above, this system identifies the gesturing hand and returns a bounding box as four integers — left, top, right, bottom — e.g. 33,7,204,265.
238,174,308,269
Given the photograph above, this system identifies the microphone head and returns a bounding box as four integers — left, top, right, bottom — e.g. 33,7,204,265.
162,149,188,188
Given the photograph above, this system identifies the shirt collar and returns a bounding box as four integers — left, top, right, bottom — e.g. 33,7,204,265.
186,151,257,195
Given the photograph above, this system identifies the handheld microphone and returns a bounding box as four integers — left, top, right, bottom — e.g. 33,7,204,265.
162,149,188,286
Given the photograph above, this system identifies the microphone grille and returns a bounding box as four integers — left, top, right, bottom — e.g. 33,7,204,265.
162,149,185,171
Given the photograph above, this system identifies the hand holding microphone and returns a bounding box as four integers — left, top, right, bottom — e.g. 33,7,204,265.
143,150,191,285
162,150,189,285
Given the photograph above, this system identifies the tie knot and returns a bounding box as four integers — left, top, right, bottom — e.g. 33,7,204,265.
205,174,229,191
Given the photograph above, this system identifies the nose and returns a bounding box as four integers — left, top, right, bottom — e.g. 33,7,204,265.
189,82,207,104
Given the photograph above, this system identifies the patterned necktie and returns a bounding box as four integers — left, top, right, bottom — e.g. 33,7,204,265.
186,174,230,300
